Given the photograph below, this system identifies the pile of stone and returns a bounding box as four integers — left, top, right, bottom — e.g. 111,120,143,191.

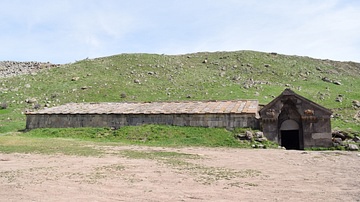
0,61,61,78
332,130,360,151
235,130,268,148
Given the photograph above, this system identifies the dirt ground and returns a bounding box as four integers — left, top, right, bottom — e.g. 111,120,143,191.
1,146,360,202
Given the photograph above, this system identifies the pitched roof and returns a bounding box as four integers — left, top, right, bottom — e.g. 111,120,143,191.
26,100,259,115
259,88,332,114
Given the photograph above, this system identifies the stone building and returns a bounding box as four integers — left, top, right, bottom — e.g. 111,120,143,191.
259,89,332,149
26,100,259,130
25,89,333,149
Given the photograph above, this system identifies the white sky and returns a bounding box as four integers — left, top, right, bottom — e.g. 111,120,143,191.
0,0,359,64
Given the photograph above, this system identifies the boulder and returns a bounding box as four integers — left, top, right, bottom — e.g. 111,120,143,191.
353,136,360,143
255,137,268,142
255,131,264,138
332,131,346,140
245,131,254,140
236,133,247,140
347,144,359,151
333,138,344,145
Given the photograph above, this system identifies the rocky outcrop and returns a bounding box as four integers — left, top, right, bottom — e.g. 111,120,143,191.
235,130,269,149
0,61,61,78
332,129,360,151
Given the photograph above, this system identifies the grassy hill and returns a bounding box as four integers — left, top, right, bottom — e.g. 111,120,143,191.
1,50,359,133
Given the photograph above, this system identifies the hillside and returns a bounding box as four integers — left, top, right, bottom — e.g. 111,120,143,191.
0,50,359,133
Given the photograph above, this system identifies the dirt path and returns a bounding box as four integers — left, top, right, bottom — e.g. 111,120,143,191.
1,146,359,202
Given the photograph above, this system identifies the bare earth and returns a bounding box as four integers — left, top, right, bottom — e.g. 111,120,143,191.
1,146,359,202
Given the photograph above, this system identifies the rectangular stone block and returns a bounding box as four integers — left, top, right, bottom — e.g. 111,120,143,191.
312,133,331,139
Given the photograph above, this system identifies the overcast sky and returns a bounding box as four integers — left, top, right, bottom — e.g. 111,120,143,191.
0,0,359,64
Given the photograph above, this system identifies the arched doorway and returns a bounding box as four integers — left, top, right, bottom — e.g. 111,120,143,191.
280,120,300,150
277,99,303,150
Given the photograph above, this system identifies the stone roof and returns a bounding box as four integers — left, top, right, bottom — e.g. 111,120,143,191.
26,100,259,115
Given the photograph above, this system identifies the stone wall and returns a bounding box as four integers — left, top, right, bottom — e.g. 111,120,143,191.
259,89,333,149
0,61,60,78
26,113,259,130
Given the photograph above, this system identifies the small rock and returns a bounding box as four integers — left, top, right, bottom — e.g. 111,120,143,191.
256,137,267,142
347,144,359,151
352,100,360,108
25,98,37,104
316,66,323,71
333,81,342,85
24,84,31,88
202,59,208,64
353,136,360,143
257,144,265,149
333,138,344,145
264,64,271,67
71,77,80,81
120,93,127,98
322,77,332,83
236,133,247,140
332,131,346,140
33,103,41,110
255,131,264,138
335,96,343,102
134,79,141,84
245,131,253,140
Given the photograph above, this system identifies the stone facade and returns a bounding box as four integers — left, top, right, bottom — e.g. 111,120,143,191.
26,100,259,130
26,113,258,129
259,89,332,149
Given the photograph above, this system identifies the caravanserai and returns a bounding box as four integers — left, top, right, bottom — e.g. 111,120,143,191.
25,89,332,149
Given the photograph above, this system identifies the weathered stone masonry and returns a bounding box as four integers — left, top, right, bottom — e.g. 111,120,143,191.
26,100,259,130
25,89,333,148
259,89,332,149
26,113,257,129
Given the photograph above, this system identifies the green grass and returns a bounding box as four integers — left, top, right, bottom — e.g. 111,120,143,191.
0,125,280,155
1,50,359,133
20,125,270,148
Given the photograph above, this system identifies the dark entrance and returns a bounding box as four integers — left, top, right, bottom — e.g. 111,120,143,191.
281,130,300,150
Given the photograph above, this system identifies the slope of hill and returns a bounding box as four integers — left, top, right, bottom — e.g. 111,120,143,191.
1,50,359,133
